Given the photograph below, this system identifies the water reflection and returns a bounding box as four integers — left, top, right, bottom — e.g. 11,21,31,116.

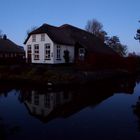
0,76,138,140
132,96,140,131
16,77,136,123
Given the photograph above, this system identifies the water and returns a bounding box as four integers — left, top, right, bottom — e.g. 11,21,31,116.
0,77,140,140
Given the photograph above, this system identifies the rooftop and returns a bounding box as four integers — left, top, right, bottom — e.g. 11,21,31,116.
0,35,24,53
24,23,118,55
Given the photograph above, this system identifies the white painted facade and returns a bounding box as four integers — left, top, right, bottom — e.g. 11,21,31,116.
25,33,75,64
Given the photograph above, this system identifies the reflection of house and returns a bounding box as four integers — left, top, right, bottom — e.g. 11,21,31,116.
21,76,136,123
23,88,114,123
24,90,72,117
24,23,119,67
0,35,25,64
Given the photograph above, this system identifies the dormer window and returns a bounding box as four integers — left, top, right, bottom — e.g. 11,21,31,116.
32,35,36,42
41,34,45,41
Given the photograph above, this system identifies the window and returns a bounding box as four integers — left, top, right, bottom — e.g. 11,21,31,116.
27,45,31,53
79,48,85,60
41,34,45,41
27,45,32,62
44,94,51,108
56,45,61,60
44,44,51,60
34,44,39,60
32,35,36,42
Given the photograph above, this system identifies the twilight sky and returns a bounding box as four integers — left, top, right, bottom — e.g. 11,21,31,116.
0,0,140,53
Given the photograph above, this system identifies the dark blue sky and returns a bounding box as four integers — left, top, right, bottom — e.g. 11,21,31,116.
0,0,140,53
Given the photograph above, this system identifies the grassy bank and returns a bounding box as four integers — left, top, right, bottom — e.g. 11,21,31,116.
0,64,135,88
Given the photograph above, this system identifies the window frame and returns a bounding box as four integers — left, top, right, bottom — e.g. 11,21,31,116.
44,94,51,108
79,48,85,60
34,44,39,60
32,34,36,42
27,45,31,53
44,43,51,60
56,45,61,60
41,34,45,41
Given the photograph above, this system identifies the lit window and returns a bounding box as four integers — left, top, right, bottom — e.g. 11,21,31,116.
56,45,61,60
34,44,39,60
41,34,45,41
44,44,51,60
32,35,36,42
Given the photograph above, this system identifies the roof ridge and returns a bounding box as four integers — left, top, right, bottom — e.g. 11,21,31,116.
42,23,58,28
28,23,58,35
59,24,97,37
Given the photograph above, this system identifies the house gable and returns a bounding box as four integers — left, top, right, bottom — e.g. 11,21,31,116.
24,24,75,46
25,33,55,64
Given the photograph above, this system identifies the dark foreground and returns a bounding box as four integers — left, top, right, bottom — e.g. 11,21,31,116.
0,76,140,140
0,64,136,87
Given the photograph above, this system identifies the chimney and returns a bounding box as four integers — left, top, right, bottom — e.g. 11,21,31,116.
3,34,7,40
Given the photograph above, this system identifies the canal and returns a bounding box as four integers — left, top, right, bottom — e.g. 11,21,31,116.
0,76,140,140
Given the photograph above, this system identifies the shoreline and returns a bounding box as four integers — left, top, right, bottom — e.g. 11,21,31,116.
0,64,137,89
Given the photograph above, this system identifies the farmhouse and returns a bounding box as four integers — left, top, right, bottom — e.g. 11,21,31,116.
24,23,120,68
0,35,25,64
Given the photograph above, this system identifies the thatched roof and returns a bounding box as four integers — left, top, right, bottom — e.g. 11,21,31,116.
24,23,118,55
0,37,24,53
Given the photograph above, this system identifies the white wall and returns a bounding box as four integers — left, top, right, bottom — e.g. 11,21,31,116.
25,33,54,64
54,44,75,64
25,92,55,116
25,33,75,64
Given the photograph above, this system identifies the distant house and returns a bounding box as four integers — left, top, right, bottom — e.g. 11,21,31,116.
0,35,25,64
24,23,120,68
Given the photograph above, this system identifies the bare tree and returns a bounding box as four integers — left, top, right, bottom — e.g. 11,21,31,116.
85,19,103,34
24,26,38,40
85,19,107,41
26,26,37,35
85,19,127,56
